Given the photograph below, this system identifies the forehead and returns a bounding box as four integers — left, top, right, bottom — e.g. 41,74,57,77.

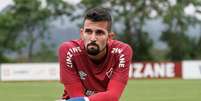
83,19,108,31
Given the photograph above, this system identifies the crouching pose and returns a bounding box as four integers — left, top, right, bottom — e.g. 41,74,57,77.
58,7,133,101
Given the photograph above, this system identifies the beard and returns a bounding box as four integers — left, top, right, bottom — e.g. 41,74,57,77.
86,42,100,56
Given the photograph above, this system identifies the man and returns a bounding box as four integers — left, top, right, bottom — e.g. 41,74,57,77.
58,7,133,101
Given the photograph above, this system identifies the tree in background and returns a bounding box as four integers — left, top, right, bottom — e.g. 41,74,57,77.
160,0,201,60
70,0,166,61
0,0,73,62
75,0,201,61
1,0,201,62
0,10,23,62
197,36,201,58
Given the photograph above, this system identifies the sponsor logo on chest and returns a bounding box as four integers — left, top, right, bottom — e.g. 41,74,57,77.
79,71,87,80
106,68,113,79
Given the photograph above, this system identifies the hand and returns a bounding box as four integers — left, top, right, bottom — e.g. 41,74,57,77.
67,97,89,101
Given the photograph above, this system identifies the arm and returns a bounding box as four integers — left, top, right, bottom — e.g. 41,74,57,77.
88,45,133,101
59,43,85,98
88,80,126,101
66,80,125,101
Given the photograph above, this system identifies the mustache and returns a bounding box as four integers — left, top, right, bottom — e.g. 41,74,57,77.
87,41,98,47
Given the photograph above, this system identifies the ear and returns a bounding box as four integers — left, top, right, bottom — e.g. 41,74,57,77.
80,28,84,39
108,32,116,39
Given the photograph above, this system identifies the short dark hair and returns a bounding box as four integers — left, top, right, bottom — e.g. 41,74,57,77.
84,7,112,32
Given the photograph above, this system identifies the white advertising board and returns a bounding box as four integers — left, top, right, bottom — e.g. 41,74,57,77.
0,63,59,81
182,61,201,79
129,62,182,79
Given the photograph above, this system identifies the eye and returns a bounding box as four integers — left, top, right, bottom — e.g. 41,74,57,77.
84,29,93,34
95,30,105,36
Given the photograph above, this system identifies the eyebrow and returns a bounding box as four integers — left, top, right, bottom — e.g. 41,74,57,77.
85,28,92,30
84,27,107,32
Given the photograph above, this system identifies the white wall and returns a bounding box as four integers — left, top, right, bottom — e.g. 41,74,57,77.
0,63,59,81
182,60,201,79
1,61,201,81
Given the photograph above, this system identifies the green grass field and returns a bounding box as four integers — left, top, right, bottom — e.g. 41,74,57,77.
0,79,201,101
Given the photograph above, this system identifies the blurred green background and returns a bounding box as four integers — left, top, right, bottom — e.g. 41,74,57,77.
0,0,201,63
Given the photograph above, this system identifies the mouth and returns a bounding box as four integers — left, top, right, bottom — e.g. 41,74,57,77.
88,45,98,49
87,42,98,47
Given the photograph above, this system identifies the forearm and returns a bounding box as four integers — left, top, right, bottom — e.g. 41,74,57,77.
63,82,85,97
88,91,118,101
88,80,126,101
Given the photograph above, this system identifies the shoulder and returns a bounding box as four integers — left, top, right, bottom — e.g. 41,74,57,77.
109,40,133,68
109,40,133,54
59,39,80,48
58,39,83,50
58,39,84,55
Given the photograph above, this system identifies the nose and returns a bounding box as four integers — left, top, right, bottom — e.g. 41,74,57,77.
90,33,97,41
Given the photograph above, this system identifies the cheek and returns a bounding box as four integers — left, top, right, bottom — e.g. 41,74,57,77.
83,34,91,41
99,38,108,49
82,35,89,48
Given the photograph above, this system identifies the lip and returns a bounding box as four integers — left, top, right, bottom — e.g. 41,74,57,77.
87,43,97,47
88,45,97,49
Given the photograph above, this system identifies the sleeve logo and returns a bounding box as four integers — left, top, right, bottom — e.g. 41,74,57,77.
111,48,126,68
65,47,82,68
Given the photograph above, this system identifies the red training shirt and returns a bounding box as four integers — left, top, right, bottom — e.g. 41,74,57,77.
59,39,133,101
